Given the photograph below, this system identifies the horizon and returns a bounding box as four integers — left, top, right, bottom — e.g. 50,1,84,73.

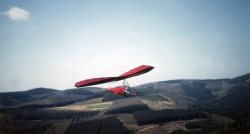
0,72,249,92
1,0,250,92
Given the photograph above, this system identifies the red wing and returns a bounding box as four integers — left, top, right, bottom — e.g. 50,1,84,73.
117,65,154,80
75,77,117,87
75,65,154,87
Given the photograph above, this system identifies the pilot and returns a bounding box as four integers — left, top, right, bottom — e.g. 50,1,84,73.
124,87,131,96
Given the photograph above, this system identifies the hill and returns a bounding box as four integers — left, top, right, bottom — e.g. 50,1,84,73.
0,87,105,108
0,73,250,134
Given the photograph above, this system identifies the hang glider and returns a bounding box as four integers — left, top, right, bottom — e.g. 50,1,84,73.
75,65,154,97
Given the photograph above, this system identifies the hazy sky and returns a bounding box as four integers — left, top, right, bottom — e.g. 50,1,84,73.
0,0,249,91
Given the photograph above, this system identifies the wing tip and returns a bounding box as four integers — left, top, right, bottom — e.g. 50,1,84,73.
75,82,81,87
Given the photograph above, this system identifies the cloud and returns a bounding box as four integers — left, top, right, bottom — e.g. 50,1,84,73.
4,6,30,21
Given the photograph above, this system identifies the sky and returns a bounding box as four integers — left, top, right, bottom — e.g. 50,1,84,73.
0,0,250,92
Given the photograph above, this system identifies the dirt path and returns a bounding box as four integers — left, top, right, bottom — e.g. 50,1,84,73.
135,124,159,133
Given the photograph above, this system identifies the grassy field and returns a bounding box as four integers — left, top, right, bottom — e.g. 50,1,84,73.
141,93,176,110
86,102,112,110
47,101,112,111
